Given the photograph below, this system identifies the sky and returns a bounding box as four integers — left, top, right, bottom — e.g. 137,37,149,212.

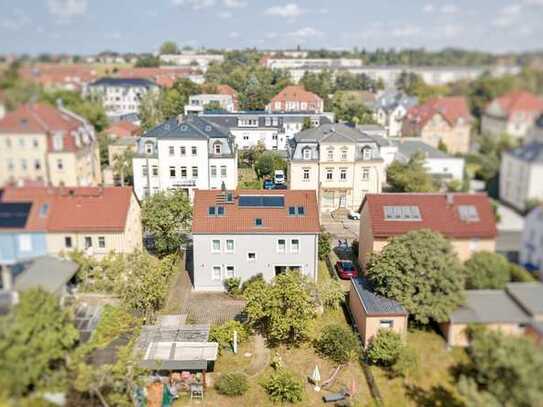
1,0,543,55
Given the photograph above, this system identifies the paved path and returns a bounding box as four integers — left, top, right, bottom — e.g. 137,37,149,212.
245,334,270,376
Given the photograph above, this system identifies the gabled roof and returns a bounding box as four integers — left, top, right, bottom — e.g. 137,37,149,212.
216,84,237,97
492,90,543,117
506,142,543,163
192,189,320,234
0,103,82,134
506,282,543,317
144,115,231,140
374,90,417,112
270,85,322,104
104,121,141,137
1,186,135,232
361,193,497,239
90,77,157,88
351,278,407,316
294,123,376,144
405,97,472,129
13,256,78,295
395,139,452,159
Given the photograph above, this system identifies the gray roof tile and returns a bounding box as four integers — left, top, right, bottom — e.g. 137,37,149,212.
506,282,543,317
351,278,408,315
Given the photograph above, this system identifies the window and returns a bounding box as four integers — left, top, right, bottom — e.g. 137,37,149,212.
326,168,333,180
7,159,14,171
220,166,227,177
289,206,296,216
169,146,174,156
208,207,216,216
362,147,372,160
225,265,235,278
180,146,186,156
212,239,221,252
247,252,256,261
145,142,154,154
5,138,11,148
65,236,72,248
169,166,176,177
56,159,63,170
33,159,41,171
226,239,234,253
52,134,63,150
297,206,305,215
212,265,222,280
98,236,106,248
384,206,422,221
458,205,480,222
211,166,217,177
291,239,300,253
302,147,311,160
18,235,32,252
217,206,224,216
180,166,187,178
362,167,370,180
142,165,148,176
33,139,39,148
340,147,348,161
303,168,310,181
379,320,393,330
340,168,347,181
192,166,198,178
277,239,286,253
84,236,92,249
214,142,222,155
327,147,334,161
20,159,27,171
152,165,159,176
255,218,263,226
192,146,197,156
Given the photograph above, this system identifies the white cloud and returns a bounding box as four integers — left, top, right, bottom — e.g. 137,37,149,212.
265,3,304,18
218,10,232,18
1,8,31,31
423,3,435,13
391,25,421,37
228,31,240,38
492,4,524,27
440,4,458,14
223,0,247,8
48,0,88,19
286,26,323,38
172,0,215,10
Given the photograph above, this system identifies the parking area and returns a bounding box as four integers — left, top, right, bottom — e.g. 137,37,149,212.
321,212,360,241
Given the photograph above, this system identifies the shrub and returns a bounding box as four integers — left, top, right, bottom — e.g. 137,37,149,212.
262,369,304,403
366,329,403,366
215,372,249,396
390,346,419,379
464,251,510,289
319,230,332,260
318,279,345,309
240,273,264,293
315,324,359,364
209,320,250,353
509,263,536,282
224,277,241,296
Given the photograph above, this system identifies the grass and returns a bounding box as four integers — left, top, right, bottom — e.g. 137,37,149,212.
238,167,261,189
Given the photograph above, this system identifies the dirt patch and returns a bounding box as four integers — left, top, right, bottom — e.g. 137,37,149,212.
245,334,270,376
182,292,246,325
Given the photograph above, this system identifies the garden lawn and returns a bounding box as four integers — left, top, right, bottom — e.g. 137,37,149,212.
239,167,261,189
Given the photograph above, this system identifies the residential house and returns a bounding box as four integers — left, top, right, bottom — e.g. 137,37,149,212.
201,111,334,151
394,139,465,183
103,121,141,139
288,124,385,213
442,282,543,346
132,115,238,201
0,103,101,188
357,193,497,267
1,186,143,259
115,67,201,88
266,85,324,113
191,189,320,291
186,94,236,114
520,205,543,274
526,114,543,143
158,52,224,72
372,90,418,137
482,91,543,139
349,278,408,347
499,143,543,211
87,77,159,121
18,64,98,92
402,97,473,154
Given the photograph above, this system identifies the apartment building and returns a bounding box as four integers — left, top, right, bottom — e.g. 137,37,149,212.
191,189,320,291
132,115,237,201
482,91,543,139
402,97,473,154
201,111,334,150
500,143,543,212
266,86,324,113
520,205,543,274
158,52,224,71
186,94,236,114
372,90,418,137
0,103,101,188
87,77,159,120
1,186,142,259
288,124,385,213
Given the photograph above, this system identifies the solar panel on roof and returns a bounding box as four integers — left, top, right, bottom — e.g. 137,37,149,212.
263,196,284,207
239,195,284,208
0,203,32,229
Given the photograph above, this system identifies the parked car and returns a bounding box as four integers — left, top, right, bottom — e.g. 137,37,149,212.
335,260,357,279
273,183,287,190
263,179,274,190
274,170,285,184
348,210,360,220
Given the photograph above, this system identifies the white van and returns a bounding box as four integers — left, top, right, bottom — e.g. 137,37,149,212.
274,170,285,184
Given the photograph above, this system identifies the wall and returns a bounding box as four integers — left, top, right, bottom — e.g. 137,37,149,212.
231,128,283,150
425,157,465,181
520,206,543,272
420,114,470,154
192,233,318,291
0,133,48,187
452,238,496,262
0,232,48,264
442,322,525,347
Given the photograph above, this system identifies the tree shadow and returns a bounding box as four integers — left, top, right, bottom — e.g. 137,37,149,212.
404,384,463,407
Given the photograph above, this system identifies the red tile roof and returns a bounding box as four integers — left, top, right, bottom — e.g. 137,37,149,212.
494,90,543,117
362,193,497,239
104,121,141,137
405,97,472,129
19,64,97,90
270,85,322,105
115,67,197,88
192,189,320,234
1,186,134,232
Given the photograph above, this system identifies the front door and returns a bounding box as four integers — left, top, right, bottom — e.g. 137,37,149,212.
338,192,347,208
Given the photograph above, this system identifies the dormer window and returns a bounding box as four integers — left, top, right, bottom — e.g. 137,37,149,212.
302,147,311,160
361,146,372,161
145,142,154,155
340,147,348,161
214,141,222,155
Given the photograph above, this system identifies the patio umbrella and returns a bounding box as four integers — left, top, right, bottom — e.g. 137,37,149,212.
349,376,357,396
312,365,321,392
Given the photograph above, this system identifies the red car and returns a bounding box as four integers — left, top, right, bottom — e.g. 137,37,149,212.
335,260,357,279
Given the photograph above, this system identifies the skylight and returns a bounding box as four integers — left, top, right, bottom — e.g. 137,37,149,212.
458,205,479,222
383,206,421,221
239,195,284,208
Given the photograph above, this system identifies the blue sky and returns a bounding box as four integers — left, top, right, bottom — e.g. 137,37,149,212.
1,0,542,54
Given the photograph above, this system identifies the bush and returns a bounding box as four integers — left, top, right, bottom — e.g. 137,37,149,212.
318,279,345,309
366,329,403,366
464,251,510,289
209,320,250,353
240,273,264,293
224,277,241,296
509,263,536,282
215,372,249,396
262,369,304,403
318,230,332,260
315,324,359,364
390,346,419,379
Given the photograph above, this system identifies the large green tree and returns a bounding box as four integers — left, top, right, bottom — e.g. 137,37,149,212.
464,251,511,289
0,289,79,397
141,189,192,257
243,271,316,345
254,151,286,179
386,152,438,193
332,91,376,125
367,229,465,324
159,41,179,55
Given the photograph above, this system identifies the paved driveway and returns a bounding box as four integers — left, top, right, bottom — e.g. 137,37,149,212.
321,212,359,241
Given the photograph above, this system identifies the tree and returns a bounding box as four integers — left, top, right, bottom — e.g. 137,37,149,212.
215,373,249,396
386,152,438,193
98,132,113,167
262,369,304,403
0,289,79,397
254,152,286,179
134,55,160,67
464,251,510,289
141,190,192,257
456,328,543,406
209,320,250,353
159,41,179,55
161,79,202,119
138,91,163,131
367,229,465,324
318,230,331,260
332,91,376,125
243,271,316,345
112,148,135,186
315,324,359,364
366,329,403,366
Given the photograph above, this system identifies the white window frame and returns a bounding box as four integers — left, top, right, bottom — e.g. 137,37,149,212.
379,320,394,330
212,265,222,281
303,148,311,160
303,168,310,181
247,252,257,262
340,168,347,181
211,239,221,253
362,167,370,180
18,234,32,252
98,236,106,248
224,265,236,279
277,238,286,253
210,165,217,178
290,238,300,254
326,168,333,180
225,239,235,253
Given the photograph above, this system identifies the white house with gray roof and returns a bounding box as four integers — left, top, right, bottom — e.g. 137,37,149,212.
288,123,385,213
520,205,543,275
372,90,417,137
132,116,237,201
500,143,543,211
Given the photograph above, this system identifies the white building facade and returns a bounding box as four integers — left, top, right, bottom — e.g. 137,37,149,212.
520,206,543,275
372,91,418,137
